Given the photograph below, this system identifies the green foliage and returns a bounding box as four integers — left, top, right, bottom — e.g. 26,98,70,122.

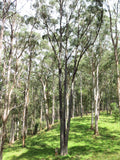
113,108,120,122
110,102,118,110
109,102,120,122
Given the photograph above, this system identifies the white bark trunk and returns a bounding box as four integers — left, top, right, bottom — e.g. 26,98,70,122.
66,90,70,121
16,121,19,140
9,116,15,144
94,63,99,135
52,77,55,125
80,74,83,117
72,82,75,118
43,82,49,130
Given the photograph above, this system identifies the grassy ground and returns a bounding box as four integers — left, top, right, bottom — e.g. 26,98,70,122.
3,113,120,160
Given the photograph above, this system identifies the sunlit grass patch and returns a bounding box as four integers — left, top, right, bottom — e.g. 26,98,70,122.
3,113,120,160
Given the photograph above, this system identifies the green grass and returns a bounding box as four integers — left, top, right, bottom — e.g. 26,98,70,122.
3,113,120,160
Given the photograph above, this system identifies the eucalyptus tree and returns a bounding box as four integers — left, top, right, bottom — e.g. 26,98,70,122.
100,49,117,113
38,47,57,130
34,0,103,155
0,1,18,158
91,34,106,135
22,29,40,147
0,9,38,160
107,0,120,110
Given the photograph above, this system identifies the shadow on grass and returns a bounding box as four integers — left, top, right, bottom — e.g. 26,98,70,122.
9,146,54,160
3,114,120,160
68,116,120,159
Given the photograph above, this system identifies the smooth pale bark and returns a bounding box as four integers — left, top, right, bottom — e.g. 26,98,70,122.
22,52,32,147
22,87,29,147
91,58,94,129
94,63,100,135
9,115,15,144
72,82,75,118
16,121,19,140
66,90,70,122
40,101,43,130
91,101,94,129
80,74,83,118
52,74,55,125
44,84,49,130
41,79,50,130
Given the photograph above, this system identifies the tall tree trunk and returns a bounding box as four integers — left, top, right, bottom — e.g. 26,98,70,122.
80,74,83,117
94,63,99,135
91,60,94,129
64,82,74,156
63,53,67,155
40,101,43,130
57,103,60,121
52,74,55,125
66,90,70,122
72,82,75,118
22,87,29,147
9,115,15,144
16,121,19,140
43,82,50,130
59,65,64,155
0,118,7,160
22,52,32,147
116,56,120,110
91,101,94,129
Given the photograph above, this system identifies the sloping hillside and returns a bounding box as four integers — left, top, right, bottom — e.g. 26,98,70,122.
3,114,120,160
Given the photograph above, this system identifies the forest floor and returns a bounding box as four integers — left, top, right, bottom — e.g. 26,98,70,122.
3,113,120,160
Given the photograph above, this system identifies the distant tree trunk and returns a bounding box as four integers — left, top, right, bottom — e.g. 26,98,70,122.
9,115,15,144
91,59,94,129
115,53,120,110
44,82,50,130
22,51,32,147
66,89,70,121
52,74,55,125
80,74,83,117
16,121,19,140
22,87,29,147
94,63,100,135
57,103,60,121
40,101,43,130
72,82,75,118
91,101,94,129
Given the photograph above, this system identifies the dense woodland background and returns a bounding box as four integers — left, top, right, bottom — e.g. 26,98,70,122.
0,0,120,159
